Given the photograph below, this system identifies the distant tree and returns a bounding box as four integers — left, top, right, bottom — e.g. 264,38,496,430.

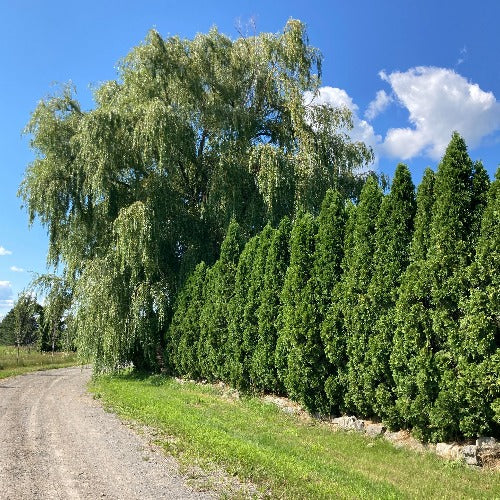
0,307,16,345
31,274,72,353
253,217,291,393
364,164,416,425
343,176,383,416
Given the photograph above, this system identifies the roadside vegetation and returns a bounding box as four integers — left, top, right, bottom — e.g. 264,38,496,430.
92,372,500,499
0,345,78,380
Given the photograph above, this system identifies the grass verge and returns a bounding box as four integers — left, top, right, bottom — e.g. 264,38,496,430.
0,345,79,379
91,372,500,499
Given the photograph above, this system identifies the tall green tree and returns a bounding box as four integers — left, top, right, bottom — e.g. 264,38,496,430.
455,168,499,437
276,212,332,413
167,261,207,378
427,133,488,440
321,200,356,413
343,176,383,416
198,219,244,381
310,190,347,413
253,217,291,393
391,168,436,437
364,164,416,424
226,233,261,388
20,21,373,371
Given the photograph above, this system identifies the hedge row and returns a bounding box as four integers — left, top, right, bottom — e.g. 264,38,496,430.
166,133,499,442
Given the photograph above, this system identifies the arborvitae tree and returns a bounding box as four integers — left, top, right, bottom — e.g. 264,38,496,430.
428,133,487,441
309,190,347,413
277,212,332,412
364,164,416,425
198,219,244,381
226,234,260,388
314,190,348,319
253,217,291,393
455,168,499,437
321,201,356,413
167,261,207,377
343,176,383,416
391,168,436,438
242,224,273,388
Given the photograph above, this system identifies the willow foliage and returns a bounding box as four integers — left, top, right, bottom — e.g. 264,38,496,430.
20,20,373,370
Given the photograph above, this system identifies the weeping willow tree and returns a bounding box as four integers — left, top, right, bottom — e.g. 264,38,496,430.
20,20,373,371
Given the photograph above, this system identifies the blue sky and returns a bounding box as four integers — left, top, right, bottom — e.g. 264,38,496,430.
1,0,499,317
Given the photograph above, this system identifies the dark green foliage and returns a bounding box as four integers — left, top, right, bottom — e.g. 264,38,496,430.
321,201,357,413
343,176,383,416
277,212,331,412
455,168,499,437
242,224,273,388
427,133,487,441
313,191,348,413
391,168,437,437
198,219,244,381
0,308,16,345
253,217,291,393
226,234,261,388
364,164,416,425
167,261,207,378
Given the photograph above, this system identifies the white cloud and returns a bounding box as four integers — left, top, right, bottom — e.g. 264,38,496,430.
304,86,381,163
0,246,12,256
365,90,392,120
0,281,13,314
379,66,500,160
10,266,24,273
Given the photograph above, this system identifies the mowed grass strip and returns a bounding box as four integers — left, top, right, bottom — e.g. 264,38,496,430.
0,345,79,379
91,373,500,499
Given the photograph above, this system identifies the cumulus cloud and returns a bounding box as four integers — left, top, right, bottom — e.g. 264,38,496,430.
365,90,392,120
10,266,24,273
0,246,12,256
379,66,500,160
304,86,381,161
0,281,13,313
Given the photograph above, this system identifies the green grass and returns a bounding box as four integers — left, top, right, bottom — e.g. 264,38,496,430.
0,345,79,379
91,372,500,499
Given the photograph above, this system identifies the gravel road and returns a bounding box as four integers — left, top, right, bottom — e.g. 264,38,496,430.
0,366,212,500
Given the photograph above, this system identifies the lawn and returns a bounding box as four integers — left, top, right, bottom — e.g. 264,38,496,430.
91,372,500,499
0,345,79,379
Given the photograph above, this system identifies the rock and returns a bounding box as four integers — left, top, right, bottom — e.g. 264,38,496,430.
461,445,478,466
476,436,497,450
331,416,365,432
436,442,462,461
365,423,386,437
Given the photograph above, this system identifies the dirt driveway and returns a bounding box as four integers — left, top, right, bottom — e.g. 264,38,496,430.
0,366,211,499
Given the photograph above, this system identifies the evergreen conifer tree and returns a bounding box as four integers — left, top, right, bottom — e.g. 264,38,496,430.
276,212,331,412
391,168,436,437
364,164,416,424
198,219,244,380
168,261,207,377
427,133,486,440
455,168,499,437
242,223,273,388
253,217,291,393
321,201,356,413
226,234,260,387
343,176,382,416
